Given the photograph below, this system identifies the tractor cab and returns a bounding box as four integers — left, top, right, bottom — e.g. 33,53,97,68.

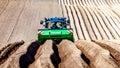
38,17,74,43
40,17,70,29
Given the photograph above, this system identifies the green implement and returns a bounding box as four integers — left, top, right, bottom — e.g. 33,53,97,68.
38,17,74,43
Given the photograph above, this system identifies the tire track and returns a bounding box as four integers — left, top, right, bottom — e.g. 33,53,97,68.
85,7,102,40
74,6,90,40
101,8,120,36
90,7,109,39
86,7,103,39
75,0,80,5
0,0,9,16
94,7,114,39
0,0,26,43
59,0,120,40
7,1,26,42
78,0,83,6
70,6,84,39
98,8,120,38
78,6,96,40
105,9,120,30
82,6,97,39
66,5,78,41
96,9,116,39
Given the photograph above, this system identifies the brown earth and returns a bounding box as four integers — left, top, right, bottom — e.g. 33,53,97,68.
0,0,120,68
0,40,120,68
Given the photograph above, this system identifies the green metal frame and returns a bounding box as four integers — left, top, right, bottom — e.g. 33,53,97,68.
38,28,74,43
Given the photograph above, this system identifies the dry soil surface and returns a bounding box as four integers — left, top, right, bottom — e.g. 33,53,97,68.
0,0,120,68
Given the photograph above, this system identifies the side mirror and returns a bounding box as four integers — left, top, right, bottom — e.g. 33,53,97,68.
67,19,70,24
40,20,44,24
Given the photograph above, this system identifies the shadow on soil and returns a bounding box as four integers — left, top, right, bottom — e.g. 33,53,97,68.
19,41,41,68
81,53,90,65
50,42,61,68
0,40,24,64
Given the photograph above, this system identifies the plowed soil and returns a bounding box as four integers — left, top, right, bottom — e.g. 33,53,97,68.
0,40,120,68
0,0,120,68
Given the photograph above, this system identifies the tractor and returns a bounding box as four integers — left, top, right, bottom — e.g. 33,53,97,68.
38,17,74,43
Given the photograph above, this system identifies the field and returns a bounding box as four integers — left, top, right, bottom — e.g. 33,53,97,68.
0,0,120,68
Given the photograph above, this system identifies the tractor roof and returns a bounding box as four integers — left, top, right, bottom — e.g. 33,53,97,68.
45,17,66,23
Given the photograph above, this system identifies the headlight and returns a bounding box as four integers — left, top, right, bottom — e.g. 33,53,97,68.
68,30,73,34
38,31,43,35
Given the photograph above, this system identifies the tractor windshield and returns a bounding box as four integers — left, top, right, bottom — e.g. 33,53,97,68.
47,21,66,29
41,17,71,29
